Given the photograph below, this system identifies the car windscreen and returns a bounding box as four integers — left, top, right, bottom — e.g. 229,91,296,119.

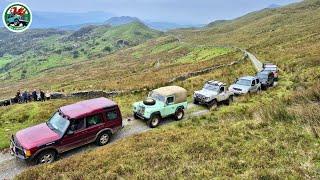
47,112,70,136
149,92,166,102
204,84,219,91
236,79,252,86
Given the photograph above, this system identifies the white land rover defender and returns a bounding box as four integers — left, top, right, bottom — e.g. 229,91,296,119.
193,80,234,109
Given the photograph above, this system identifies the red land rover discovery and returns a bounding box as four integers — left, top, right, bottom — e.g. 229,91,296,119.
10,97,123,164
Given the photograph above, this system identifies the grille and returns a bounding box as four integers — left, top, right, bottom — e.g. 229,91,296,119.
138,106,145,114
233,88,242,91
12,136,25,157
196,94,206,100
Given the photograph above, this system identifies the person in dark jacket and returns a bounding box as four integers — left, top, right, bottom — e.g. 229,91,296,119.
32,89,37,101
40,89,45,101
15,90,21,103
22,91,28,103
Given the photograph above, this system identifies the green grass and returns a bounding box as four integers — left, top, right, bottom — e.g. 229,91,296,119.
176,47,231,64
3,0,320,178
15,73,320,179
150,42,180,54
0,54,14,69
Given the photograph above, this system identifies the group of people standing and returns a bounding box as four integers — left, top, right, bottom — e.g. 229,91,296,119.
15,89,51,103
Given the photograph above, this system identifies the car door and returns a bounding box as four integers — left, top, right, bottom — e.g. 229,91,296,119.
163,96,175,117
83,113,105,143
59,118,87,152
250,80,257,92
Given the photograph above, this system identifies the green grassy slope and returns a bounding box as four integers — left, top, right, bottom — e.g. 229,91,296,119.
0,35,235,99
11,0,320,178
0,22,163,82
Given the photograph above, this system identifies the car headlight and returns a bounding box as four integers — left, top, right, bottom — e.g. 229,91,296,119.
24,149,32,157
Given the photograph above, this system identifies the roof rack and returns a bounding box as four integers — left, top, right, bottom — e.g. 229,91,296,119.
206,80,226,86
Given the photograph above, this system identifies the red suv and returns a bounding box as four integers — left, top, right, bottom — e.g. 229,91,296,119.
10,97,123,164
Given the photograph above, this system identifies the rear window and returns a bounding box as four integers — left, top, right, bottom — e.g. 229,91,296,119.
258,72,269,78
265,67,277,71
106,111,118,121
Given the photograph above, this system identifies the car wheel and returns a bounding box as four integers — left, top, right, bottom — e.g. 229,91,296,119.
193,99,199,105
37,150,56,164
147,114,161,128
225,96,233,105
134,113,139,119
174,109,184,121
271,81,275,87
208,99,218,110
96,131,111,146
257,88,262,93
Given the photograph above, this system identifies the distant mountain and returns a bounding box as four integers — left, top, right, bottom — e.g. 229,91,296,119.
57,23,102,30
267,4,281,9
31,11,114,28
104,16,203,31
206,20,229,28
145,21,203,31
105,16,141,26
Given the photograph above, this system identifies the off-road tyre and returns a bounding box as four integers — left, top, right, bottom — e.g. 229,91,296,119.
257,87,262,94
208,99,218,110
96,131,111,146
134,113,139,119
193,99,199,105
225,96,233,105
143,98,156,106
271,81,275,87
147,114,161,128
36,150,57,164
174,108,185,121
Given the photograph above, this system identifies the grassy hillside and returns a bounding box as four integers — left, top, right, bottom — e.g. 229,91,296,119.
14,0,320,179
0,22,163,83
0,34,235,99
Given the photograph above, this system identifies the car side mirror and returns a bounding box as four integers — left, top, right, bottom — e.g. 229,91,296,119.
67,130,74,135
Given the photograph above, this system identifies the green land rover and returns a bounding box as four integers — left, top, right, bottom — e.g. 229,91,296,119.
133,86,188,128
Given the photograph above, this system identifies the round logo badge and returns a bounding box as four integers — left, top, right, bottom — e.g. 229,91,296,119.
2,2,32,33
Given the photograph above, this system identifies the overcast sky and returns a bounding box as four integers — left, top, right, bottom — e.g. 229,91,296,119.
3,0,301,24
